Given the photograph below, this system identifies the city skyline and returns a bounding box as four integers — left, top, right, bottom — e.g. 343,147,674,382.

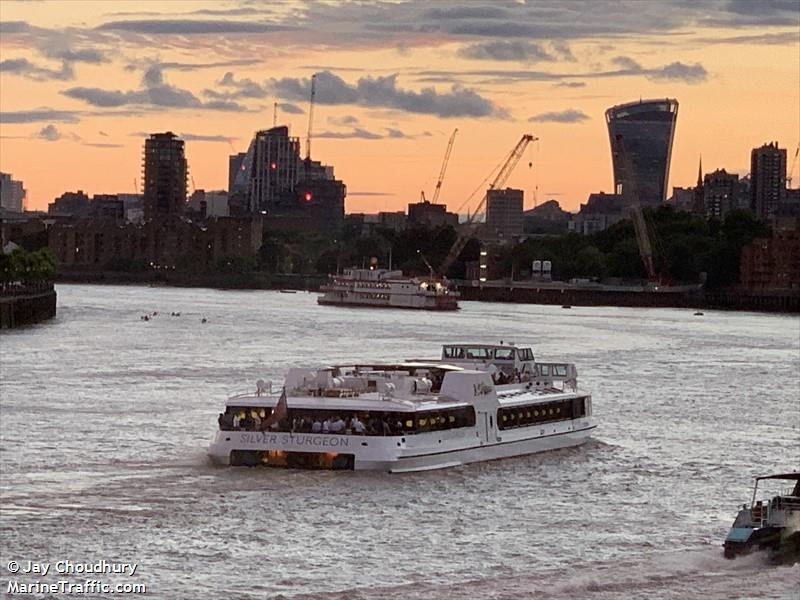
0,0,798,213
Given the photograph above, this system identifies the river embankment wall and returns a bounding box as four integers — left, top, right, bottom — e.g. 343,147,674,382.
0,282,57,329
54,271,799,313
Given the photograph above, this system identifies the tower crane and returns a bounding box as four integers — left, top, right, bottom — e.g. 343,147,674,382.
787,142,800,188
613,134,657,283
437,133,537,278
305,74,317,161
431,128,458,204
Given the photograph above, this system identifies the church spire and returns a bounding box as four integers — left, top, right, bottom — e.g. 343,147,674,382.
696,155,703,186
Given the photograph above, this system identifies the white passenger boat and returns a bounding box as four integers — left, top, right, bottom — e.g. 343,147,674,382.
317,268,459,310
208,343,595,472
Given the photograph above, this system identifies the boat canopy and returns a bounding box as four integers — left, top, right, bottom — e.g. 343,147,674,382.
756,473,800,481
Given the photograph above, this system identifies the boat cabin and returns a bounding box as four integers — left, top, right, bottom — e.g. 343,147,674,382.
442,343,533,370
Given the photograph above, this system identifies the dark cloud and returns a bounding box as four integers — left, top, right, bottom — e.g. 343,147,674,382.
218,72,269,98
316,128,383,140
710,0,800,26
694,31,800,45
420,58,709,86
96,19,294,35
37,124,62,141
329,115,359,126
458,41,554,62
0,58,73,81
424,6,511,20
550,41,575,61
646,61,707,83
611,56,641,70
278,102,304,115
272,71,505,118
191,7,265,16
386,128,411,138
0,108,80,124
316,126,426,140
43,47,107,64
528,109,590,123
553,82,586,88
62,66,246,111
0,21,31,34
154,59,263,71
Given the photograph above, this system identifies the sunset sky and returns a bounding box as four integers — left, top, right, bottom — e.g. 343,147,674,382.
1,0,798,214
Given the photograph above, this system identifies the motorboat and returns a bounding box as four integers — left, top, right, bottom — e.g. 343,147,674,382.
723,472,800,562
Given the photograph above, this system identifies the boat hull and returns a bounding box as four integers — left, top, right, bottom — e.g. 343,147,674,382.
317,297,458,311
724,527,800,563
208,421,595,472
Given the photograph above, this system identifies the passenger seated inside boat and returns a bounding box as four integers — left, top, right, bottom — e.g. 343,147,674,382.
220,406,476,435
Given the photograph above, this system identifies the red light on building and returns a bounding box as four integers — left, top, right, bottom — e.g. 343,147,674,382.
271,162,277,169
304,192,313,202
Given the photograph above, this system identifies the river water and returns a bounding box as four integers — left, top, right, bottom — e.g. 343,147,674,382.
1,284,798,599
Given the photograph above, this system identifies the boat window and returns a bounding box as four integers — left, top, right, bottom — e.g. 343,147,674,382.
443,346,465,359
496,398,584,431
222,405,476,436
466,347,489,360
518,348,534,361
539,365,550,376
495,348,515,360
554,365,567,377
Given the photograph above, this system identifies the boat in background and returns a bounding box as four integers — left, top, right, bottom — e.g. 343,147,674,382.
723,472,800,562
318,268,459,310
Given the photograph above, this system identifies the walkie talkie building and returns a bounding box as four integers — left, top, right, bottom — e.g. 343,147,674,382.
606,99,679,206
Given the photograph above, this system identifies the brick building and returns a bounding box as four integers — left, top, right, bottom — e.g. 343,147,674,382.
740,218,800,291
49,216,262,269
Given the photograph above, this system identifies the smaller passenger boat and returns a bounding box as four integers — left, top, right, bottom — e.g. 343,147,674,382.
723,472,800,562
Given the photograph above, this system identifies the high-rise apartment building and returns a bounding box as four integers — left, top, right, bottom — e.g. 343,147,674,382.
606,99,679,206
228,152,246,194
0,172,26,212
231,126,300,213
143,132,187,222
485,188,524,241
703,169,739,220
750,142,787,221
229,125,346,230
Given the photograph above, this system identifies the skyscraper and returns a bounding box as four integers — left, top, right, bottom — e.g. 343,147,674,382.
228,152,246,195
606,98,679,207
231,126,300,213
0,172,26,212
750,142,787,221
143,132,187,222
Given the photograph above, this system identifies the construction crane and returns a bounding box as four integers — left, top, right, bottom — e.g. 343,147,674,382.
788,142,800,188
431,128,458,204
613,134,657,283
273,101,278,128
305,74,317,161
437,133,537,278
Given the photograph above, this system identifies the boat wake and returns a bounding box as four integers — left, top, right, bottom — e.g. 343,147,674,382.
274,548,799,600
